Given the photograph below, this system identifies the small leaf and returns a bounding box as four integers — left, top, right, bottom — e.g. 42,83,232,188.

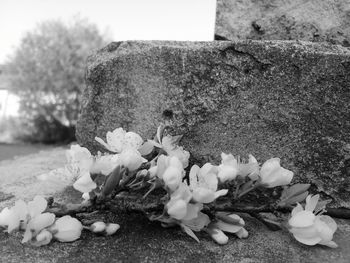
181,224,200,243
138,141,155,156
260,218,282,231
280,184,310,201
279,191,309,207
102,166,124,196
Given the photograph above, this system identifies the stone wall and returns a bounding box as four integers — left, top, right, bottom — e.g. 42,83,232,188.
77,40,350,207
216,0,350,47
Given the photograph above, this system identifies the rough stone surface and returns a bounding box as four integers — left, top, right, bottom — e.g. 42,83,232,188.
216,0,350,47
77,40,350,208
1,152,350,263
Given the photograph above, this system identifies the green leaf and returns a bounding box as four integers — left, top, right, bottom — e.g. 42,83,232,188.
138,141,155,156
260,218,283,231
280,183,310,201
181,224,200,243
102,166,124,196
279,191,309,206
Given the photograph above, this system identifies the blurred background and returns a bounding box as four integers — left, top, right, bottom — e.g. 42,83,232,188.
0,0,216,159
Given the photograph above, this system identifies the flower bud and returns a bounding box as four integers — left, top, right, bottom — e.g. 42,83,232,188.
235,228,249,239
105,223,120,235
206,227,228,245
90,221,106,233
51,215,83,242
35,229,53,246
260,158,293,188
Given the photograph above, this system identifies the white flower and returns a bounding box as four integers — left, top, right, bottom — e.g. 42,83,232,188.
166,183,201,221
66,145,93,176
91,153,120,175
218,153,259,182
156,155,184,191
22,212,56,243
181,211,210,232
51,215,83,242
260,158,293,188
0,195,48,233
73,170,97,193
217,153,238,182
237,154,260,180
288,194,338,248
161,135,190,168
189,164,228,203
119,148,147,171
105,223,120,235
162,166,183,191
95,128,143,153
90,221,106,233
0,207,20,233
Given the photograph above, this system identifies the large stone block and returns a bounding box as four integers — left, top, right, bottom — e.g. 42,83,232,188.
77,40,350,207
216,0,350,47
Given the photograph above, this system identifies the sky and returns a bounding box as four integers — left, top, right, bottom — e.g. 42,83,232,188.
0,0,217,64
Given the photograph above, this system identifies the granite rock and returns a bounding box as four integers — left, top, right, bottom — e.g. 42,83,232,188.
216,0,350,47
76,40,350,208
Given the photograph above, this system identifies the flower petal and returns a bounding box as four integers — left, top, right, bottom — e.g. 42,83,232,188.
192,188,215,203
124,132,143,150
260,158,281,182
305,194,319,212
319,215,337,233
167,199,187,220
289,211,315,228
28,196,47,218
291,203,304,216
189,165,200,190
182,203,203,221
182,212,210,231
214,189,228,200
73,172,97,193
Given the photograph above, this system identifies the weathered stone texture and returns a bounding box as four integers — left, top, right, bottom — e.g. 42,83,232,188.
77,40,350,207
216,0,350,47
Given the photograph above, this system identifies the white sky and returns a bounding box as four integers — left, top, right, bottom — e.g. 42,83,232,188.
0,0,217,64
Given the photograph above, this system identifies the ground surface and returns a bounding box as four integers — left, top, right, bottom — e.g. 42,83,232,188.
1,147,350,263
0,143,54,161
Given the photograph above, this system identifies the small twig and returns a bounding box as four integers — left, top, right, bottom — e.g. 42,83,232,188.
46,196,350,220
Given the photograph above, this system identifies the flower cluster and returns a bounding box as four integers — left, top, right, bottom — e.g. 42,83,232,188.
0,196,83,246
0,195,120,246
1,125,338,248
